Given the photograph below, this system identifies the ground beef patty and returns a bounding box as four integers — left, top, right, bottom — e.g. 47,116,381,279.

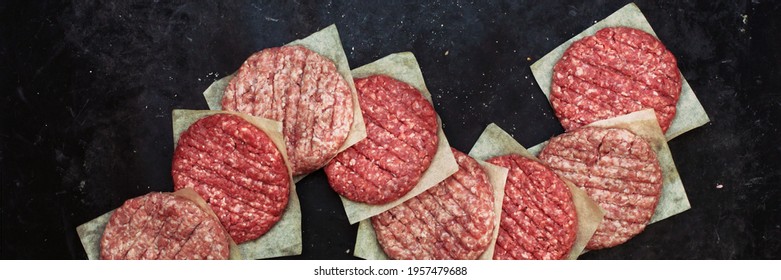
487,154,577,260
100,192,231,260
172,114,290,244
325,75,438,204
371,148,495,259
551,27,681,133
538,126,663,250
222,45,354,176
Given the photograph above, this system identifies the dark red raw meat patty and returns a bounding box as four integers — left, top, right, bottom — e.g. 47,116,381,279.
100,192,231,260
487,154,578,260
371,148,495,259
538,126,663,250
222,45,354,176
325,75,438,204
172,114,290,244
551,27,681,132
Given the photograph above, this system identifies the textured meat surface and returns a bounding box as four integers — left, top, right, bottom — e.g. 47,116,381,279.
487,154,578,260
538,126,662,249
371,149,495,259
325,75,438,204
100,192,231,260
222,45,354,176
551,27,681,132
172,114,290,244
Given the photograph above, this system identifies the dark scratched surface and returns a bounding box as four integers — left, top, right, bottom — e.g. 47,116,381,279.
2,0,779,259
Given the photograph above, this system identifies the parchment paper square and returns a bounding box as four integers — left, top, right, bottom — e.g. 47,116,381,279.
76,110,303,260
353,160,508,260
76,188,246,260
530,2,709,140
528,109,691,225
468,123,604,259
201,24,366,182
341,52,458,224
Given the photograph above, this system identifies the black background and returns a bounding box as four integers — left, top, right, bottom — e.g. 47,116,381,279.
2,0,779,260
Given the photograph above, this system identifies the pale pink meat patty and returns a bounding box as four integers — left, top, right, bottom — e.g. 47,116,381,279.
538,126,663,250
551,27,681,132
222,45,354,176
371,148,495,260
325,75,438,205
487,154,578,260
172,114,290,244
100,192,231,260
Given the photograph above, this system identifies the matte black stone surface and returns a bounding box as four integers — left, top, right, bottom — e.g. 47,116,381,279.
2,0,779,259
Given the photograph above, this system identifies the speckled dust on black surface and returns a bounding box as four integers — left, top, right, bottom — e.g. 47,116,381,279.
1,0,779,259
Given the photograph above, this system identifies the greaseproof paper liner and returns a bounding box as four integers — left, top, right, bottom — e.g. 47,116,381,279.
468,123,604,259
353,160,508,260
169,109,302,259
528,109,690,226
76,188,242,260
340,52,459,224
530,2,709,140
202,24,366,182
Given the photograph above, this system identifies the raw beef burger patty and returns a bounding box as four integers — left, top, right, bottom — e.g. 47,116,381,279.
371,148,495,259
100,192,231,260
325,75,438,204
538,126,663,250
487,154,577,260
222,45,354,176
172,114,290,244
551,27,681,132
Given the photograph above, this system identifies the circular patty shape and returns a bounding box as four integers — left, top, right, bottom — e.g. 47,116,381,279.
172,114,290,244
325,75,438,204
222,45,354,176
551,27,681,133
371,148,495,259
538,126,663,250
487,154,578,260
100,192,231,260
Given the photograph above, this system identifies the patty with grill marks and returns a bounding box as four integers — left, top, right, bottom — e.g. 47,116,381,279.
538,126,662,250
100,192,231,260
325,75,438,205
222,45,354,176
487,154,577,260
371,148,495,259
172,114,290,244
551,27,681,133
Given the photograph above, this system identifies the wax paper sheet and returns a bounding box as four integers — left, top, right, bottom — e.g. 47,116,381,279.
528,109,690,226
168,109,302,259
530,2,709,140
340,52,459,224
76,188,242,260
353,160,508,260
201,24,366,182
468,123,604,259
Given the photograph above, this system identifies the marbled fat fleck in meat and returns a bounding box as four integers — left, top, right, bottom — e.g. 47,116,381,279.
371,148,495,259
